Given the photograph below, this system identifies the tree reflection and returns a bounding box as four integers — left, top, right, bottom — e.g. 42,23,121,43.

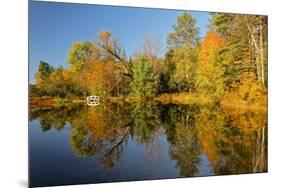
223,107,267,173
161,105,201,176
30,103,132,170
69,103,132,170
29,102,267,175
29,105,84,131
196,105,267,175
130,102,165,159
130,102,160,143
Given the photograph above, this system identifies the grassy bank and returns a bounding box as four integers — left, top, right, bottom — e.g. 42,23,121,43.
30,93,267,112
155,93,212,105
107,93,267,112
29,97,81,108
106,93,213,105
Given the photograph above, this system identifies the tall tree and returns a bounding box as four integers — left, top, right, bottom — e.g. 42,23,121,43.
244,16,267,87
67,41,94,73
212,13,268,88
164,12,200,92
130,55,157,98
35,60,54,87
93,31,129,75
167,12,200,48
93,31,131,94
170,47,199,92
159,49,177,93
196,31,224,102
140,35,163,93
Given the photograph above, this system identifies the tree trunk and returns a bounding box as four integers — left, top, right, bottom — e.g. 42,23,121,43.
245,17,263,84
261,126,265,171
259,18,265,86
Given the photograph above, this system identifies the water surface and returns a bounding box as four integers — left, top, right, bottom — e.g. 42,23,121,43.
29,102,267,187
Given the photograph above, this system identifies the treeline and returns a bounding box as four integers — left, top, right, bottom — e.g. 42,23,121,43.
30,12,267,107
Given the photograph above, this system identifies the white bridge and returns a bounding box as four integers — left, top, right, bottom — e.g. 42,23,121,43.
87,96,100,106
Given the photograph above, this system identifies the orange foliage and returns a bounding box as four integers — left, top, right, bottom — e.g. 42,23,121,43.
198,31,223,65
82,59,123,95
201,132,218,162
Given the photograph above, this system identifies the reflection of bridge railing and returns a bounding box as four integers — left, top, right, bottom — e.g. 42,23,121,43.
87,96,100,106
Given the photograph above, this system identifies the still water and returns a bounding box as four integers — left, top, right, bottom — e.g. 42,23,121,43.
29,102,267,187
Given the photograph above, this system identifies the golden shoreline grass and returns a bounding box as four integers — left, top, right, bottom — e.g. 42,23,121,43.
30,93,267,113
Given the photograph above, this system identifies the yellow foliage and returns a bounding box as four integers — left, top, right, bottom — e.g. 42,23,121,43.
222,73,267,111
82,59,123,96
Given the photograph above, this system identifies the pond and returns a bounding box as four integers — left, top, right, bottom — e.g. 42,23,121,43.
29,102,267,187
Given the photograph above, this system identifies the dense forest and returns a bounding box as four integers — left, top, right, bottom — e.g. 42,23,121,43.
30,12,268,110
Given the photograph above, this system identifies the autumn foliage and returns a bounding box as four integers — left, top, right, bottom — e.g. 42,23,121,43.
30,13,267,111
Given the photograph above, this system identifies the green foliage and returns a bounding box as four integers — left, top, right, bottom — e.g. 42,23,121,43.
167,12,200,48
171,47,198,92
33,62,87,98
67,41,94,73
38,60,54,78
130,102,160,144
130,55,158,98
70,127,98,157
35,60,54,85
162,105,201,176
162,47,198,92
163,12,200,93
159,49,176,93
29,84,47,97
212,13,268,89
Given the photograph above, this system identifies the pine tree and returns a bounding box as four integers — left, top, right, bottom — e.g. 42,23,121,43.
130,55,157,98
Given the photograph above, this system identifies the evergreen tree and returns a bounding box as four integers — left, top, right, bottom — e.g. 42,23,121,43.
35,60,54,86
211,13,268,89
167,12,200,48
130,55,157,98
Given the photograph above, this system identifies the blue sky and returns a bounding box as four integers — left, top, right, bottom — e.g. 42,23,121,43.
29,1,212,83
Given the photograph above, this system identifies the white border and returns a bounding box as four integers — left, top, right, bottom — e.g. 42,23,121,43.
36,0,268,15
1,0,280,188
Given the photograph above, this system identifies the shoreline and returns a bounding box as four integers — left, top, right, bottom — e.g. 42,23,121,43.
29,93,267,112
